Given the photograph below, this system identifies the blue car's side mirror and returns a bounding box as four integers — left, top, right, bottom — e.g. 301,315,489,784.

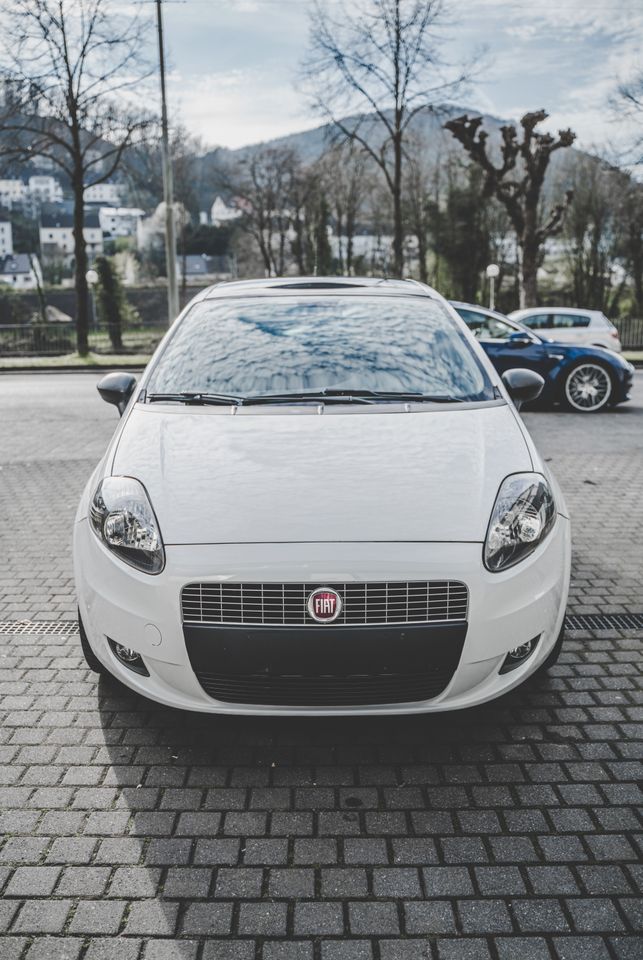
507,331,534,348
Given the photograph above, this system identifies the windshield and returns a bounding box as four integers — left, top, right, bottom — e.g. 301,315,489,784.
146,295,494,402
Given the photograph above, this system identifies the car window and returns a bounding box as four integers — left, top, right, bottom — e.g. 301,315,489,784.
552,314,591,329
455,308,514,341
520,314,551,330
147,295,495,402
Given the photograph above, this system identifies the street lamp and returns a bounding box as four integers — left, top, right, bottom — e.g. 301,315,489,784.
86,268,98,331
486,263,500,311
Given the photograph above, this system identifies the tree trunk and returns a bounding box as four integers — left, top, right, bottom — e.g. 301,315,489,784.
392,132,404,277
519,209,540,308
73,176,90,355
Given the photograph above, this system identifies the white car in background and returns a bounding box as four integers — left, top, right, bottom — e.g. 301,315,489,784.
509,307,622,353
74,277,571,716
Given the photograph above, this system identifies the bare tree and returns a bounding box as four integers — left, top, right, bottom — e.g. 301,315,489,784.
320,141,370,276
226,146,299,277
613,72,643,166
0,0,152,353
302,0,467,277
445,110,575,307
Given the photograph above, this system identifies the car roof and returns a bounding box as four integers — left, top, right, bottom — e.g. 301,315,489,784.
510,306,601,317
200,276,442,300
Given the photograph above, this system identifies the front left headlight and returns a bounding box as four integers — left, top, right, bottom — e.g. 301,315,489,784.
484,473,556,572
90,476,165,574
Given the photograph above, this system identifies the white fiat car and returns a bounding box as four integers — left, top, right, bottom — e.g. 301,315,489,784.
74,278,571,715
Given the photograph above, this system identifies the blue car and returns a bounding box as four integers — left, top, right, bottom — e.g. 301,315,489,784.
451,302,634,413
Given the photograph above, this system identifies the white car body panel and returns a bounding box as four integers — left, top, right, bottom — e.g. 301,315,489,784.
75,518,570,715
108,402,532,545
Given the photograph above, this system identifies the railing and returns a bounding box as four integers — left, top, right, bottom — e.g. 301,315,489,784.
0,322,167,357
614,318,643,350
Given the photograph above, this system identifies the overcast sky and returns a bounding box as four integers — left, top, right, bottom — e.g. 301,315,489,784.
159,0,642,155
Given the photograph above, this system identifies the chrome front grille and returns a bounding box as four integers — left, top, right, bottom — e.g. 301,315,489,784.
181,581,468,626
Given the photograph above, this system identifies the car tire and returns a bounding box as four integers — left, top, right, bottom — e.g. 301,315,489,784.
562,361,613,412
537,624,565,674
78,610,109,676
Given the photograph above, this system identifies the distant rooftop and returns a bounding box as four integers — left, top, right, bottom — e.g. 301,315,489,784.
0,253,32,275
40,201,99,229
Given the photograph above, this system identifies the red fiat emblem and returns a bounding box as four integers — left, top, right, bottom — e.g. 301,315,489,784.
307,587,342,623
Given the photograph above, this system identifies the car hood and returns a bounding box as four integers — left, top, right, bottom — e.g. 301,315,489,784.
111,403,532,544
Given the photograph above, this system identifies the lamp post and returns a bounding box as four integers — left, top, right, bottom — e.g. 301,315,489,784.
86,268,98,332
486,263,500,311
155,0,179,326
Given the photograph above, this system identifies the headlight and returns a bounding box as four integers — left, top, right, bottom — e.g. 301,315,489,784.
90,477,165,574
484,473,556,572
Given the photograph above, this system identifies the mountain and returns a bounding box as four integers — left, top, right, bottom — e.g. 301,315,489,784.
195,103,585,213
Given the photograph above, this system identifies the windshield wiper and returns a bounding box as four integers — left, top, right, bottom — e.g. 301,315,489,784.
242,390,375,405
242,389,466,406
147,392,242,406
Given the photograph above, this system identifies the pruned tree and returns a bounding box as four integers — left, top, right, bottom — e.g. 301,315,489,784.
0,0,153,354
445,110,575,307
302,0,468,277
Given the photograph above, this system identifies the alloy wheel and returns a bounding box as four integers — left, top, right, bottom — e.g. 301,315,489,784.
564,363,612,411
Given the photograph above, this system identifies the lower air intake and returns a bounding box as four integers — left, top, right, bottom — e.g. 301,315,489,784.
194,669,454,707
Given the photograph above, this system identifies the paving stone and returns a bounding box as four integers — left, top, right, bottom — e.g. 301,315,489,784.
68,900,126,935
349,902,400,935
294,902,344,936
404,901,456,934
24,938,85,960
12,899,72,933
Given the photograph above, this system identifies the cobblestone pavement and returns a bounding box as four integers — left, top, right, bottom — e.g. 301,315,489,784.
0,372,641,959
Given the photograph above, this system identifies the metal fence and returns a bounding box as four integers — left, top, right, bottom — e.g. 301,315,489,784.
2,315,643,359
614,317,643,350
0,323,167,357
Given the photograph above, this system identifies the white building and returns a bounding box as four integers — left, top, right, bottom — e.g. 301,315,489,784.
28,175,64,205
0,179,27,209
39,203,103,267
0,219,13,256
98,206,145,238
0,252,42,290
210,195,242,227
85,182,122,205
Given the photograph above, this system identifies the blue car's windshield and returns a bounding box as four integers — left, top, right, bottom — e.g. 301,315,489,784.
146,295,495,402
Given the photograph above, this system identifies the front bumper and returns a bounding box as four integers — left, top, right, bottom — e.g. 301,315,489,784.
74,516,571,715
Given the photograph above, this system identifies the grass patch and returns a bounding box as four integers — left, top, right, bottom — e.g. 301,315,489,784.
0,351,150,369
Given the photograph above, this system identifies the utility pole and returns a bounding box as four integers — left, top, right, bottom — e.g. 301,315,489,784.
155,0,179,325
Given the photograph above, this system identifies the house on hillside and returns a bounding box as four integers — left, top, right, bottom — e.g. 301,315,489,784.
210,196,242,227
0,252,42,290
99,206,145,239
39,202,103,269
0,215,13,256
28,175,63,206
0,179,27,210
85,182,122,205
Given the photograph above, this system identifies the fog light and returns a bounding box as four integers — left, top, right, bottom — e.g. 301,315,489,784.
499,636,540,674
108,638,149,676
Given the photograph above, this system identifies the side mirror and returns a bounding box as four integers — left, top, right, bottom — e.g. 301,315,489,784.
507,331,533,348
97,372,137,416
501,368,544,410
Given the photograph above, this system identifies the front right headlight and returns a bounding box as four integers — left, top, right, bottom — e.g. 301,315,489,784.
90,476,165,574
484,473,556,572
